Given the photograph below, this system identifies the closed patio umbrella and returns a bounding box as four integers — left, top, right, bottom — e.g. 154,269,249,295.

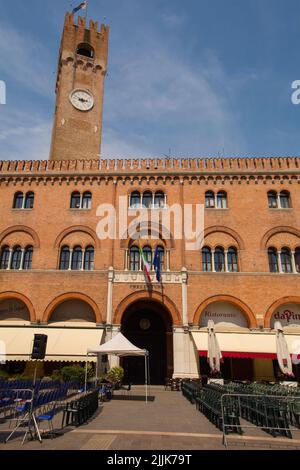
207,320,222,373
275,321,294,377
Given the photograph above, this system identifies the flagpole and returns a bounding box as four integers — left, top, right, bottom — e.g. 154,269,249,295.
85,1,89,20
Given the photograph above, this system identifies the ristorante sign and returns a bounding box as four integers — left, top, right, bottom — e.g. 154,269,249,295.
271,304,300,328
200,302,248,328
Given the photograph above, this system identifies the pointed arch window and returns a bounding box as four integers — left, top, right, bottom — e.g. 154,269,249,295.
0,246,10,270
205,191,215,209
59,246,70,270
202,247,212,272
71,246,83,271
11,246,22,270
130,246,140,271
13,192,24,209
84,246,94,271
281,247,292,273
216,191,227,209
268,247,278,273
23,246,33,270
214,247,225,272
227,247,238,272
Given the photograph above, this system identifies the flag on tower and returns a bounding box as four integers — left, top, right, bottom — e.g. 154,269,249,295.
72,2,87,14
139,248,152,284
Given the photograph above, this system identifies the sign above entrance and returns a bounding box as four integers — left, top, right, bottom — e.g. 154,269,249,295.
271,304,300,329
200,302,248,329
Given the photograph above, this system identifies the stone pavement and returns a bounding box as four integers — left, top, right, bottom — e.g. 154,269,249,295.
0,386,300,451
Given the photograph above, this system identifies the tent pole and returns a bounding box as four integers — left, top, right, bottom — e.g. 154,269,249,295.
145,354,148,404
84,354,89,394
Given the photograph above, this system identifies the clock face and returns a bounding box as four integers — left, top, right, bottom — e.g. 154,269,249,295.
69,89,94,111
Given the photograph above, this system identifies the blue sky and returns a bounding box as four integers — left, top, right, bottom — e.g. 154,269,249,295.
0,0,299,160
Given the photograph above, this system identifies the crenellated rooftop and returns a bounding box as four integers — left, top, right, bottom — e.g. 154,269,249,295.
0,157,299,176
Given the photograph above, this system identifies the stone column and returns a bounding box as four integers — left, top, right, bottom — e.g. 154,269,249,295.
173,328,200,379
124,249,129,271
106,267,114,325
277,251,283,273
291,251,297,274
211,249,216,272
7,249,12,270
81,249,85,271
224,249,229,273
68,249,73,271
166,250,170,272
181,267,188,327
19,249,25,270
106,325,120,369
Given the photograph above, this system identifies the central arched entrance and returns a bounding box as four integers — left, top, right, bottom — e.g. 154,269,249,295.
121,300,174,385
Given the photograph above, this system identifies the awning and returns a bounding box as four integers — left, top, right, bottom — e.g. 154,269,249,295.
0,326,105,362
192,331,300,360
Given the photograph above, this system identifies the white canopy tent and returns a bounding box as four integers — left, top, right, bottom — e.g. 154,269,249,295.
85,333,150,403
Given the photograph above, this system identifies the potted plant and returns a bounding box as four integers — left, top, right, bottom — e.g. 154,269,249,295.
106,367,124,390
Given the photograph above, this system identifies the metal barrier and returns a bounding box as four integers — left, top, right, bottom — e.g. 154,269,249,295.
221,393,300,448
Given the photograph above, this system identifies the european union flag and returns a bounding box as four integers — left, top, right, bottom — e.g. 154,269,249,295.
153,247,161,283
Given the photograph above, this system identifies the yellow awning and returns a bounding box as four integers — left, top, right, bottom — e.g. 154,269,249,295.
0,326,105,362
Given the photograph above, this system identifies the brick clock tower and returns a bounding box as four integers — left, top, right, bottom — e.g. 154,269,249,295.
49,12,109,161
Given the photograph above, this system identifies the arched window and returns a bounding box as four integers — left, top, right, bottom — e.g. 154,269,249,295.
82,192,92,210
205,191,215,209
130,192,141,209
202,247,212,272
143,246,152,267
84,246,94,271
155,246,165,271
71,246,83,271
268,191,278,209
23,246,33,270
13,192,24,209
268,247,278,273
70,192,81,209
281,247,292,273
24,192,34,209
154,192,165,209
10,246,22,270
227,247,238,272
216,191,227,209
214,247,225,272
130,246,140,271
142,192,153,209
295,247,300,274
59,246,70,271
76,43,94,59
0,246,10,270
280,191,291,209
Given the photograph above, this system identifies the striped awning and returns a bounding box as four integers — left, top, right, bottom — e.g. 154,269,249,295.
0,325,105,362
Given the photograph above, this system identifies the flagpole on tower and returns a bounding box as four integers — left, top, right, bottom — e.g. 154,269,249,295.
85,1,88,20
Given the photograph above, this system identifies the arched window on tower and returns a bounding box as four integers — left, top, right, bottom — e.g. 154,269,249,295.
205,191,215,209
130,192,141,209
76,43,95,59
154,192,165,209
23,246,33,270
227,247,238,272
214,247,225,272
70,192,81,209
216,191,227,209
279,191,291,209
268,247,278,273
71,246,83,271
13,192,24,209
281,247,292,273
82,192,92,210
295,247,300,274
0,246,10,270
142,192,153,209
24,192,34,209
59,246,70,271
143,246,152,267
268,191,278,209
202,247,212,272
130,246,140,271
84,246,94,271
10,246,22,270
156,246,165,271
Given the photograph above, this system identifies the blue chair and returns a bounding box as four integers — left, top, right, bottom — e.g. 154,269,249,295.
37,404,56,439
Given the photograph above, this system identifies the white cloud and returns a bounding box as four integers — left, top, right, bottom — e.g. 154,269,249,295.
0,21,53,97
0,109,51,161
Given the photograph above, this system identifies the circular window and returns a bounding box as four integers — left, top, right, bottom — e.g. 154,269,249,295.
140,318,151,330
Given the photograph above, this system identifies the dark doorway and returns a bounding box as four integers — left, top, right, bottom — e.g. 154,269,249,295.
121,300,173,385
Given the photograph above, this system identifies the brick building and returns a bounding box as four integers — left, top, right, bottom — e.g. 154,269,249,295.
0,13,300,384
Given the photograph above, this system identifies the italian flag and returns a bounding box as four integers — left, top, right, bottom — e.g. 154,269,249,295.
139,248,151,284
